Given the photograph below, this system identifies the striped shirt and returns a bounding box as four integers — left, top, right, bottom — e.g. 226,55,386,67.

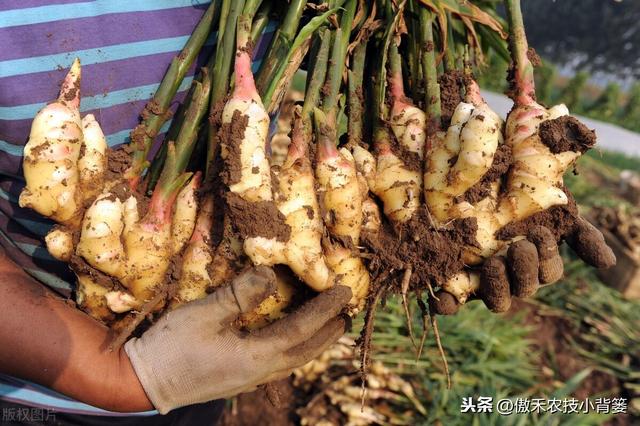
0,0,274,416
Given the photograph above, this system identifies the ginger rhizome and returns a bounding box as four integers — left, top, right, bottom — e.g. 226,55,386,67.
76,145,195,312
436,0,598,306
20,59,91,228
353,42,428,227
315,109,370,312
223,17,333,294
424,77,504,262
19,58,209,320
17,0,616,362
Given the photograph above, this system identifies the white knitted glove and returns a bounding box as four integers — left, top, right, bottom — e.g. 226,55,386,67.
125,266,351,414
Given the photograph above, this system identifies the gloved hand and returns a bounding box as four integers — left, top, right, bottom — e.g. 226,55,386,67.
431,217,616,315
125,266,352,414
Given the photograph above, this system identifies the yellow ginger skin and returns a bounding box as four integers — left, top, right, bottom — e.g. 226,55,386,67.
362,198,382,232
121,187,193,303
441,270,481,305
315,110,369,310
43,113,108,262
76,193,126,279
171,174,200,255
224,27,332,293
390,102,427,158
315,117,363,243
388,65,427,159
353,54,425,225
243,122,333,292
424,80,504,224
317,145,363,240
45,228,74,261
501,102,575,215
76,194,170,305
20,59,84,227
78,114,107,204
352,129,421,224
324,244,370,313
353,46,426,224
77,172,197,312
173,195,214,306
76,273,114,321
220,28,271,204
240,266,296,330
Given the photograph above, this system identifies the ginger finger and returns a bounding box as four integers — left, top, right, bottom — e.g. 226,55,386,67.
20,59,84,227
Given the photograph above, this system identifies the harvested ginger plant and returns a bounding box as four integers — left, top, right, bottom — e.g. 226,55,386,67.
18,0,616,395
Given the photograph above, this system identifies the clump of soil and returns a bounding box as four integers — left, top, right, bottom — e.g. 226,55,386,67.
497,188,580,242
129,125,148,152
439,70,464,128
106,179,150,218
539,115,596,154
361,205,478,290
457,144,513,204
383,126,422,173
104,145,132,184
219,110,250,187
102,147,150,216
527,47,542,67
226,192,291,242
26,141,54,164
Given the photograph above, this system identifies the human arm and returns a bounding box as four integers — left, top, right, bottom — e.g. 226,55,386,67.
0,256,351,414
0,249,153,412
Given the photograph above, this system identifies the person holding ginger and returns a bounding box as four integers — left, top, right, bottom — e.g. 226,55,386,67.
0,1,614,425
